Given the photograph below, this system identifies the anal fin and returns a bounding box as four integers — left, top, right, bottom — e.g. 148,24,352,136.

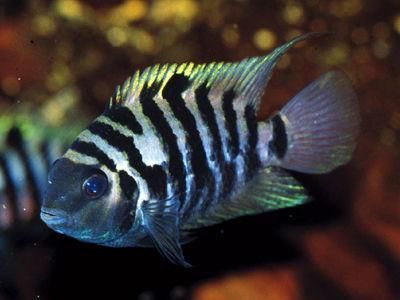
193,167,310,228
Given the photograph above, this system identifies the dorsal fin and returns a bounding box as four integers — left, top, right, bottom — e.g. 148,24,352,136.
107,33,321,112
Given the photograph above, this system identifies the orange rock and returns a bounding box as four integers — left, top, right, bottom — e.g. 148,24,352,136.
193,267,301,300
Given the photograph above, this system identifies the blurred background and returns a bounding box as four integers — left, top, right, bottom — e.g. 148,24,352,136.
0,0,399,299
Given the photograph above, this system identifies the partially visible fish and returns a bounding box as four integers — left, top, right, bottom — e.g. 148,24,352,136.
41,34,360,266
0,121,69,230
0,117,81,299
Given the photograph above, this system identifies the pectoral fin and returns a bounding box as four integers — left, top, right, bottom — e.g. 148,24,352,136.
138,197,191,267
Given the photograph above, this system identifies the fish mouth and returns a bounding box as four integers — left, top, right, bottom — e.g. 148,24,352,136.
40,208,122,245
40,207,68,226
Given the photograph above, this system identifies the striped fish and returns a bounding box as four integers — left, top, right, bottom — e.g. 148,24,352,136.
0,124,65,230
41,34,360,266
0,116,82,299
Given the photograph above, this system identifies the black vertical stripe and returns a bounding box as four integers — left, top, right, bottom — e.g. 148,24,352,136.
118,170,138,232
194,83,223,210
70,140,117,172
217,88,239,205
104,106,143,135
0,155,18,224
139,83,186,200
222,89,240,158
222,162,236,200
195,83,224,162
118,170,138,200
162,74,212,191
6,127,42,202
87,121,167,198
244,104,260,178
269,114,288,159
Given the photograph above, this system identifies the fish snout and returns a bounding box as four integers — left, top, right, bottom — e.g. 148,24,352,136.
40,207,68,227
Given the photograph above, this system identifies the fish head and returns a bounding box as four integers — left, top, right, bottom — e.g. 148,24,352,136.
41,157,136,245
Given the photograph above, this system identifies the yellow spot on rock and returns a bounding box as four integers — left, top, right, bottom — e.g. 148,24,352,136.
320,43,349,66
32,15,57,36
282,2,304,25
107,27,128,47
42,87,79,126
55,0,84,20
329,0,362,17
222,25,240,48
128,29,156,54
394,15,400,34
108,0,148,25
253,29,277,51
149,0,198,30
46,62,72,92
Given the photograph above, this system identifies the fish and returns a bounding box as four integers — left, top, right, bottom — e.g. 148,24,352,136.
0,115,81,298
0,114,70,232
40,34,360,267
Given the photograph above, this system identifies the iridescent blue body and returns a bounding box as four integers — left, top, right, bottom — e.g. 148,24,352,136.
41,34,360,266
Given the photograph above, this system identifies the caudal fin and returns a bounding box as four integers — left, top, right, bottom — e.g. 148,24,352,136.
268,71,360,174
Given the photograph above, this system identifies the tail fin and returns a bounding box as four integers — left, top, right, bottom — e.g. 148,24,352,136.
267,71,360,174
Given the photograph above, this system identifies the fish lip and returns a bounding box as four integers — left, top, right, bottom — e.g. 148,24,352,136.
41,207,67,216
41,211,55,217
40,207,68,225
40,208,125,245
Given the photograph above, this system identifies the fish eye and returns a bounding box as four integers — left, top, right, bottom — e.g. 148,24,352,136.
82,171,108,200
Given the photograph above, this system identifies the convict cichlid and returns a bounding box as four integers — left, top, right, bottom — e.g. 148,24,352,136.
0,116,75,230
40,34,360,267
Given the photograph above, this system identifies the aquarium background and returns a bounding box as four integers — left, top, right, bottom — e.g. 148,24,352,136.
0,0,399,299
